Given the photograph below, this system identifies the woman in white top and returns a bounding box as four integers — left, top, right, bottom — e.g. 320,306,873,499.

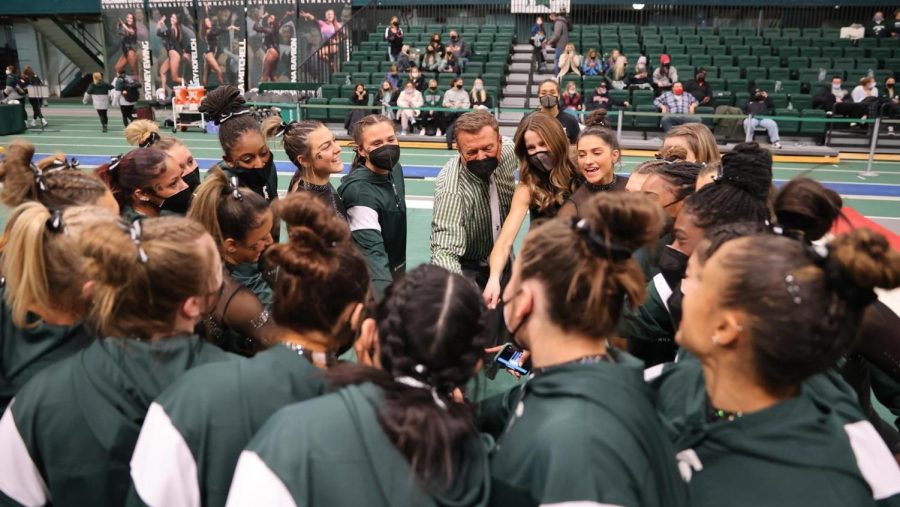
851,75,878,103
396,80,424,135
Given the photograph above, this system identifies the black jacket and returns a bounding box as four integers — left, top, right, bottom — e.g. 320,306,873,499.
742,96,775,116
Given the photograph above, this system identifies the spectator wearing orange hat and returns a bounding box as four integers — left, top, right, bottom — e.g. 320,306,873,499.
652,54,678,95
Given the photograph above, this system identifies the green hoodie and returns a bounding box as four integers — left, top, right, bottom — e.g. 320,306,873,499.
483,349,688,507
228,262,274,310
0,286,94,412
227,382,491,507
0,336,238,507
128,345,328,507
338,164,407,297
648,360,900,507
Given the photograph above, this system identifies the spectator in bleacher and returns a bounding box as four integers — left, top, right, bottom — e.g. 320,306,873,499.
742,89,782,149
422,79,444,136
630,56,653,90
422,44,440,74
882,75,900,133
851,75,879,104
869,11,888,38
892,10,900,38
440,50,461,75
547,11,571,75
531,15,544,36
377,80,398,120
556,43,582,81
447,30,471,71
582,48,602,76
430,111,516,287
408,65,426,91
470,78,493,110
652,54,678,94
396,45,412,72
604,49,622,73
606,55,629,89
684,67,713,106
429,33,445,56
384,64,400,89
587,79,630,111
397,80,424,135
562,81,583,112
344,82,369,135
442,76,470,135
531,22,547,73
814,75,869,120
384,16,404,62
538,79,580,143
655,81,701,132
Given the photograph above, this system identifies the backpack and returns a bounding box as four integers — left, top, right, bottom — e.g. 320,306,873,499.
124,80,140,102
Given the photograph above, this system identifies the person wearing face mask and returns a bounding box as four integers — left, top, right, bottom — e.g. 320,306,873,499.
546,11,570,75
377,80,399,120
431,111,517,290
429,32,445,59
408,65,425,91
629,55,653,90
813,76,869,121
446,30,470,72
869,10,888,38
582,48,601,76
882,76,900,133
384,16,404,62
124,119,202,215
422,79,444,136
892,9,900,38
470,78,492,110
537,79,581,143
339,114,406,298
652,54,678,94
482,112,579,308
684,68,713,106
345,82,369,135
95,148,188,222
442,77,470,145
439,49,460,75
422,44,440,74
531,20,547,73
397,80,425,135
481,192,688,507
852,76,879,104
587,79,630,111
396,45,412,72
742,89,781,149
556,43,582,81
561,81,583,111
129,195,371,507
385,64,400,89
655,81,701,132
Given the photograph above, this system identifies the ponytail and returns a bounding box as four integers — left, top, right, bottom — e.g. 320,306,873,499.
187,166,269,254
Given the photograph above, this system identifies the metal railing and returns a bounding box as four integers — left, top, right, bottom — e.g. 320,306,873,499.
50,17,104,68
296,2,376,86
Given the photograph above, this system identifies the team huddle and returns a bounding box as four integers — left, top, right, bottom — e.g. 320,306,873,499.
0,84,898,507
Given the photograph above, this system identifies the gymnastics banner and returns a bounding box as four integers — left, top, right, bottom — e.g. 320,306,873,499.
197,0,247,91
148,0,198,98
246,0,297,87
296,2,350,77
100,0,151,100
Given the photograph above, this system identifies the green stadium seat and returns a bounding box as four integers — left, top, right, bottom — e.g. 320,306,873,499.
880,38,900,48
870,47,892,62
341,61,360,73
707,78,726,91
800,108,827,136
697,27,716,37
697,106,715,128
641,26,659,35
777,46,799,58
666,44,687,55
321,84,340,100
561,75,582,92
737,28,756,37
827,68,847,80
583,75,605,91
779,80,803,95
787,56,811,72
746,67,767,80
682,36,701,46
745,36,763,47
623,43,642,56
782,28,801,38
769,92,789,109
776,109,801,134
874,69,894,83
671,55,691,68
831,57,853,70
360,41,377,52
763,28,782,39
359,61,378,74
339,84,357,98
706,45,728,57
858,39,878,50
809,58,832,70
332,72,350,85
768,36,791,49
659,26,678,36
752,46,773,56
380,62,396,73
676,26,694,36
686,44,706,56
713,55,734,67
760,56,782,70
822,46,842,58
831,38,852,48
350,51,370,62
700,36,721,46
633,104,660,130
718,27,738,37
644,43,665,56
754,79,775,92
800,47,822,58
730,46,752,57
484,62,506,75
351,72,371,84
798,68,824,86
327,98,350,122
801,28,821,38
724,36,744,47
692,55,712,68
790,93,813,110
726,78,749,93
609,89,631,105
632,89,655,106
306,98,329,121
712,90,734,106
733,92,750,108
856,58,878,70
720,66,742,79
737,55,760,68
886,58,900,70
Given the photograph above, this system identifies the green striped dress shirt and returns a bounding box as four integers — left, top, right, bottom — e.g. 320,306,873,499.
430,141,517,274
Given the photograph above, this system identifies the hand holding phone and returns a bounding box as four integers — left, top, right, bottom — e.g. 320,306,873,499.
494,343,530,376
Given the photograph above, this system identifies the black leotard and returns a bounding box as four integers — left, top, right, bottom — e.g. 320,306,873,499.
119,23,137,54
158,23,185,53
205,26,224,55
253,20,279,52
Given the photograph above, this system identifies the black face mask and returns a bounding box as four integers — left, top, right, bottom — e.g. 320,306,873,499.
501,290,529,351
365,144,400,172
451,36,458,42
667,286,684,331
231,155,275,201
658,245,689,289
466,156,499,183
158,185,192,215
527,151,554,173
539,94,558,109
183,167,201,193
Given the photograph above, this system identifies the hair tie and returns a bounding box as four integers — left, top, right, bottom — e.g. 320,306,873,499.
228,176,244,201
394,375,448,410
45,209,64,233
139,131,161,148
29,163,48,193
570,218,634,262
274,120,297,138
216,109,250,125
121,218,149,264
108,154,123,173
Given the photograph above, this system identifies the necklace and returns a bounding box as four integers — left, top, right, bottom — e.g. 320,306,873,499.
279,342,337,368
585,173,618,192
707,399,743,422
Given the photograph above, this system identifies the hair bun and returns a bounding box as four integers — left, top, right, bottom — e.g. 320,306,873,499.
198,85,247,124
579,192,665,252
718,142,773,201
657,144,689,162
827,229,900,299
267,193,351,280
584,108,609,128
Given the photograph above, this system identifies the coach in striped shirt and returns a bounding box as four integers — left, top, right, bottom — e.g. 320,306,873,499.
430,111,517,288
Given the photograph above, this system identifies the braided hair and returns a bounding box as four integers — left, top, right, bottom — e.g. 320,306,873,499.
328,264,486,490
198,85,260,159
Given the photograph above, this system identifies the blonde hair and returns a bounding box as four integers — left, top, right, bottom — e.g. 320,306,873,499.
124,119,186,151
3,203,118,327
80,216,219,340
92,72,103,84
260,116,327,185
665,123,720,164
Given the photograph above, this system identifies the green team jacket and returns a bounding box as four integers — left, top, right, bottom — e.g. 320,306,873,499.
0,286,93,413
646,360,900,507
227,261,274,310
128,345,328,507
227,382,491,507
618,273,678,367
338,164,407,297
0,336,238,507
481,349,688,507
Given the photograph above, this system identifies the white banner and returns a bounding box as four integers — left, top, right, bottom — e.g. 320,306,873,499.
511,0,571,14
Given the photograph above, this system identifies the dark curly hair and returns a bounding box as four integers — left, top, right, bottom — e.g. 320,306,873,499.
198,85,261,159
327,264,487,490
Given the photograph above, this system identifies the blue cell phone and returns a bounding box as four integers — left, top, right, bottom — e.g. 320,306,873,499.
494,343,530,375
